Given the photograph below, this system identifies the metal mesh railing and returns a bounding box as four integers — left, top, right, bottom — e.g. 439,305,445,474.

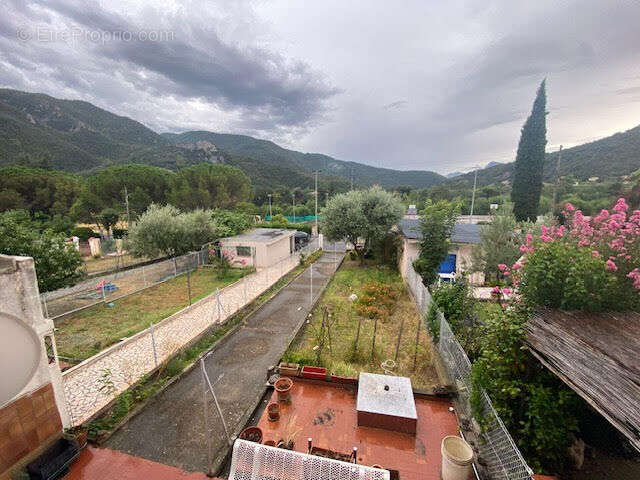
404,260,533,480
41,251,204,319
229,440,389,480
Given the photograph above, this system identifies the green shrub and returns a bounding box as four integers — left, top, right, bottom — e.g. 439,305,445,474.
112,228,127,239
282,350,315,366
71,226,99,241
425,302,440,342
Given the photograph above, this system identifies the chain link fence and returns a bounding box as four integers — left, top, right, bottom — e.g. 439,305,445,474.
61,240,321,425
41,251,205,319
404,260,533,480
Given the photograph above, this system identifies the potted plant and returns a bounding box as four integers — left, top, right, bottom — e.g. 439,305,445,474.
274,377,293,403
330,373,358,385
278,362,300,377
301,366,327,380
63,426,88,448
267,402,280,422
239,426,263,443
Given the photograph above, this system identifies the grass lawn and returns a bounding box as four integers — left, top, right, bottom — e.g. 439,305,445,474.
284,258,440,389
54,267,248,361
82,253,152,275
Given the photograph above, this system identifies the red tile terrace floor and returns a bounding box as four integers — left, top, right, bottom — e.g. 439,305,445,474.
66,446,214,480
256,378,459,480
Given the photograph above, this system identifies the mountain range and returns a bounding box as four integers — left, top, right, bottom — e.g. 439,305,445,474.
454,128,640,186
1,88,639,190
0,88,444,189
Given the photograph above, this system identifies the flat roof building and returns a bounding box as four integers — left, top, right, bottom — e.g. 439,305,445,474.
218,228,296,269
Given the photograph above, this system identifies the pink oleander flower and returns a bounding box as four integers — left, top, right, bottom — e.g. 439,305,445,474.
565,202,575,212
591,250,600,257
613,198,629,213
498,263,507,271
605,259,618,271
491,286,501,294
554,225,566,237
512,262,522,270
502,288,512,295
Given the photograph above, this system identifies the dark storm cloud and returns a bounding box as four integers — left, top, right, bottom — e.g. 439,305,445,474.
1,0,640,172
0,0,338,130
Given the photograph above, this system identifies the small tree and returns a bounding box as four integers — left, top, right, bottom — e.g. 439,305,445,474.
322,187,403,265
98,208,120,235
0,211,83,292
413,200,460,286
471,205,523,284
127,204,220,258
511,80,547,221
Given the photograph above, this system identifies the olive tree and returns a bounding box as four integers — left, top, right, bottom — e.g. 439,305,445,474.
127,204,220,258
322,186,403,265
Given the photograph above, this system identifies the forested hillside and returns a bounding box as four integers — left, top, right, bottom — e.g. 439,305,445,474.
163,131,446,188
0,89,445,189
456,124,640,186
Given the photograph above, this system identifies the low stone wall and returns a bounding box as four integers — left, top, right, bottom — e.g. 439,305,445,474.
61,253,303,425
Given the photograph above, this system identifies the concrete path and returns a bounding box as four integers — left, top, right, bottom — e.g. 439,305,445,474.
106,250,344,474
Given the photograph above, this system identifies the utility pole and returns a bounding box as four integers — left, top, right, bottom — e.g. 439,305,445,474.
314,170,319,234
469,166,478,223
552,145,563,213
123,185,130,229
292,193,296,224
267,194,272,219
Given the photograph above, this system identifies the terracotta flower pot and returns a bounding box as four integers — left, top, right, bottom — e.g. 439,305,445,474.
275,377,293,403
239,426,263,443
301,365,327,380
264,440,277,447
267,402,280,422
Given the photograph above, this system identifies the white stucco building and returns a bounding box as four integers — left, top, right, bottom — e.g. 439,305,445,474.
218,228,296,269
398,219,484,285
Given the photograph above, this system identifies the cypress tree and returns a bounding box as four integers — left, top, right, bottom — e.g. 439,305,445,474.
511,80,547,221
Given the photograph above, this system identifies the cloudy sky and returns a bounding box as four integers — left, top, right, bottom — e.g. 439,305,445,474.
2,0,640,174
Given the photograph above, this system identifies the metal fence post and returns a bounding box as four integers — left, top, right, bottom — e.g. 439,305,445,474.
42,296,49,318
101,284,106,303
142,265,147,287
243,276,247,305
173,257,178,277
216,288,221,320
150,322,158,368
187,268,192,305
309,263,313,306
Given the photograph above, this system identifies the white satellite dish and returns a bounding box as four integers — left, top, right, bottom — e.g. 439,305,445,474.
0,312,41,405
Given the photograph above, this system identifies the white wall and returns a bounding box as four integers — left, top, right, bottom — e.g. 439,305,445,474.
399,239,484,286
0,255,69,426
221,233,294,269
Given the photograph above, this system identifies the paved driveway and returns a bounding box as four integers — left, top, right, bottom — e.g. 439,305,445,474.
106,251,343,474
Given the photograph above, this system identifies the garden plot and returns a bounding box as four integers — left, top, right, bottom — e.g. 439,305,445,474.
284,258,440,389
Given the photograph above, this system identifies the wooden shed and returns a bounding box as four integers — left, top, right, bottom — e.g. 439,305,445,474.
526,309,640,451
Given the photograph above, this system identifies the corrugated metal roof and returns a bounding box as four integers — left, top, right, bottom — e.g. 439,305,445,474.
398,218,481,244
